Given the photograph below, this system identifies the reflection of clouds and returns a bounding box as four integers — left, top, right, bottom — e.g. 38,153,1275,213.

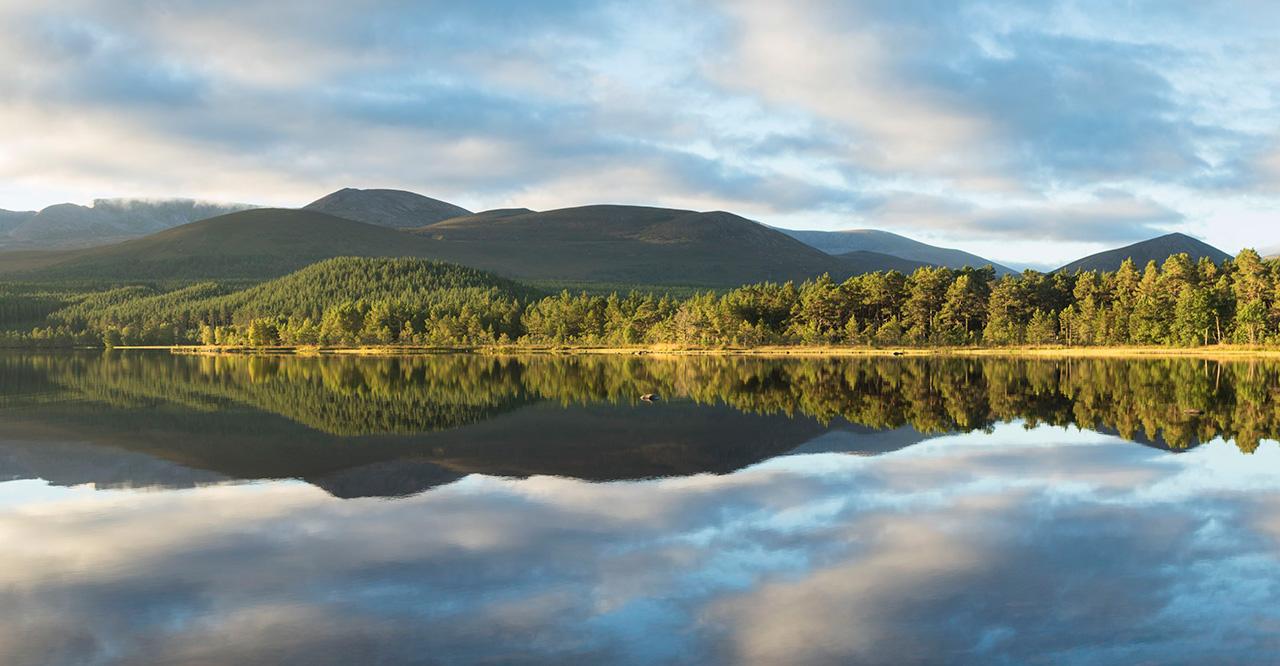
704,515,990,664
1,424,1279,664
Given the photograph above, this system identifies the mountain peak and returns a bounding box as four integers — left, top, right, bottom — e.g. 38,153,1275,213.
303,188,472,229
1057,232,1231,273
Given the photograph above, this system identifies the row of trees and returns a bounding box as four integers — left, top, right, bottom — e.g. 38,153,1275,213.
517,251,1276,347
4,251,1280,348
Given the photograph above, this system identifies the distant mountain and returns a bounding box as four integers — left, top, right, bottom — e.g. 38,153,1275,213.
781,228,1016,275
0,209,35,234
414,204,910,286
0,198,256,250
3,205,904,286
303,188,472,229
837,250,929,274
0,208,441,281
1056,232,1231,273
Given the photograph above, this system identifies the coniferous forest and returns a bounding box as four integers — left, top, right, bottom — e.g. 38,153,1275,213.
1,250,1279,349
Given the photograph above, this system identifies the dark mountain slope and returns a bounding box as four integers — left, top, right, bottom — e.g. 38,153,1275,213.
1056,232,1231,273
837,250,930,274
414,204,878,285
3,204,924,286
0,208,442,281
782,228,1015,275
303,188,472,229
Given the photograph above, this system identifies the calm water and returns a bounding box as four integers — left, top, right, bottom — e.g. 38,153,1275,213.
2,352,1279,665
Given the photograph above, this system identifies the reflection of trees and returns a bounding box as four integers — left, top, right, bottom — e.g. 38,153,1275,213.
27,353,535,436
3,352,1278,453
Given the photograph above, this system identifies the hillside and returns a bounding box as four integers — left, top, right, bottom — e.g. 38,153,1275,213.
50,257,529,337
0,209,34,234
1056,232,1231,273
3,204,933,286
837,250,929,274
782,228,1015,275
415,204,884,285
0,208,448,281
0,198,256,250
303,188,472,228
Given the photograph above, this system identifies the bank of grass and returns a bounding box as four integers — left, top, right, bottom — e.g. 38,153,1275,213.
150,343,1280,359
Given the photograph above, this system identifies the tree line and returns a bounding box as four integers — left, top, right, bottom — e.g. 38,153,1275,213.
2,251,1280,348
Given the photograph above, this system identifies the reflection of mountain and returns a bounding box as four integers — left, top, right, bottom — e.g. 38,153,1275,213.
0,351,1274,499
786,423,944,456
0,438,227,489
309,461,465,499
0,397,831,498
416,402,828,480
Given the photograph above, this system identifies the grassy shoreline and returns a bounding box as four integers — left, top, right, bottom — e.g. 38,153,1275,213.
116,343,1280,359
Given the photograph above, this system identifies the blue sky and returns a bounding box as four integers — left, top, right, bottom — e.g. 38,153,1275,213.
1,0,1278,266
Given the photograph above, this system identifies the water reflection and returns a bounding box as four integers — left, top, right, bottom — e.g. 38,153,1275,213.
1,352,1279,499
3,352,1280,664
1,427,1278,664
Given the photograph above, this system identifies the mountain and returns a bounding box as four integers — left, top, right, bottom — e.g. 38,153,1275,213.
1056,232,1232,273
0,198,256,250
781,228,1016,275
837,250,929,274
303,188,472,228
0,208,438,281
412,204,899,285
0,209,35,234
2,205,905,286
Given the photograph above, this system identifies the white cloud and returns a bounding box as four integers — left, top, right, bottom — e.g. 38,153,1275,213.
0,0,1278,259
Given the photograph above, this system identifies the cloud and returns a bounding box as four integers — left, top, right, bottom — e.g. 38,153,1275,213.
855,189,1183,243
0,0,1277,256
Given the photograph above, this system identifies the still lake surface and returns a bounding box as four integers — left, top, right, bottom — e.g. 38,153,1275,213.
2,351,1279,665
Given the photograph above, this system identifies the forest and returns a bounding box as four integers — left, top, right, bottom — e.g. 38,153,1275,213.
1,250,1279,349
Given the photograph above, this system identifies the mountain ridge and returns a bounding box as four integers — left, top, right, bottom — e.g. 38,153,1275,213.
780,227,1016,275
2,205,915,286
1056,232,1232,273
415,204,927,284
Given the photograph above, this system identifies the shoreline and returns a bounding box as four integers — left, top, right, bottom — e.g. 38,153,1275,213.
114,344,1280,360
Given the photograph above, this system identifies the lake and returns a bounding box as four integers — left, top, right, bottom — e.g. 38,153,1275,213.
2,351,1279,665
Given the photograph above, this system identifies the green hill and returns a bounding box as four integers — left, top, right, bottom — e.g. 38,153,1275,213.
50,257,529,333
1057,232,1231,273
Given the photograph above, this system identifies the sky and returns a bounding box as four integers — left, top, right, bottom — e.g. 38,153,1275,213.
1,0,1278,267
